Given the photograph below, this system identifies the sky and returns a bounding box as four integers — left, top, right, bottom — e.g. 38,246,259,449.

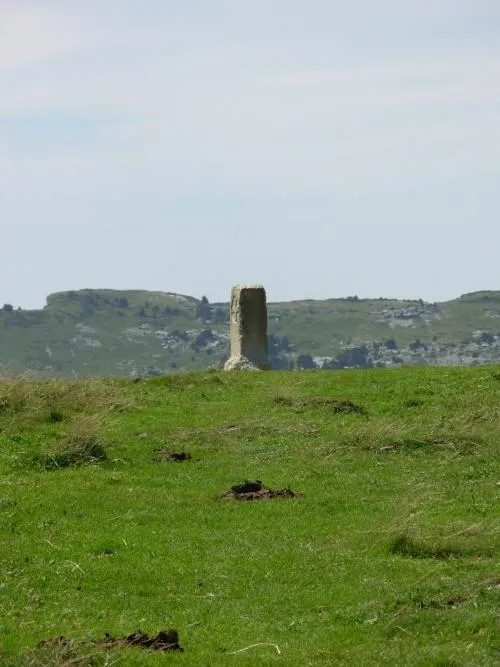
1,0,499,308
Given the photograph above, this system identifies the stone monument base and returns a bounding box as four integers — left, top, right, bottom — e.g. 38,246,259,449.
224,356,270,371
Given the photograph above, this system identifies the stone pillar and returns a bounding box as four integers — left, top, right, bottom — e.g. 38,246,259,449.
224,284,270,370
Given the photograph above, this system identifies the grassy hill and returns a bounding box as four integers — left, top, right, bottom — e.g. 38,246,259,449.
0,368,498,665
3,289,500,377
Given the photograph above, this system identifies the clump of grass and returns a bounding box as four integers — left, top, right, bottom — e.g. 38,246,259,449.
411,595,468,610
339,421,483,455
402,398,424,408
34,636,77,665
46,409,64,423
0,379,34,414
0,378,131,428
387,585,471,616
40,416,107,470
272,394,294,406
14,637,107,667
272,395,366,414
389,534,468,560
378,436,466,453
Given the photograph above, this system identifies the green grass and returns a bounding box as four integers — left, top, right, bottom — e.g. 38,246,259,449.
0,368,499,665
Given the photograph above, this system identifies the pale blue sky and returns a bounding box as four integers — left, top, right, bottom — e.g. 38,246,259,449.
1,1,499,308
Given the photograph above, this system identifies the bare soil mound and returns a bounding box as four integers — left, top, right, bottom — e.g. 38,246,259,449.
153,449,192,462
97,629,182,652
221,480,302,500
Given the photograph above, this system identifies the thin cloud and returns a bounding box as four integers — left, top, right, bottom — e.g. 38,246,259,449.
0,6,89,70
0,0,499,307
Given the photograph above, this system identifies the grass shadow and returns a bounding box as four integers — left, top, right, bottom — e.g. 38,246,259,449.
272,395,367,415
343,432,483,455
388,534,484,560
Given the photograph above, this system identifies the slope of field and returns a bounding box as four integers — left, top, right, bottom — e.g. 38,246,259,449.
0,368,498,665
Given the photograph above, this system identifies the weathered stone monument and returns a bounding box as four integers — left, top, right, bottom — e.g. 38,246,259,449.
224,284,270,370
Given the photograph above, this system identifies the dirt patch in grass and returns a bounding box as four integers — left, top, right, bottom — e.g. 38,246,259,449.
221,480,302,500
152,448,192,462
37,629,183,658
273,395,367,415
96,629,183,652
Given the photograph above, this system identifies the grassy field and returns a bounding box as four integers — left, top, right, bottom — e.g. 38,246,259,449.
0,368,498,665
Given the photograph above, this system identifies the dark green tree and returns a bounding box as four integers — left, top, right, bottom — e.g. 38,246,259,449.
196,298,212,321
297,354,316,369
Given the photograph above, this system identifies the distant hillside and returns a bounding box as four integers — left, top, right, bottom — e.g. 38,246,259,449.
2,289,500,377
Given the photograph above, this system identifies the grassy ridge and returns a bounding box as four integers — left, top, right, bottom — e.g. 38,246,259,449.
0,368,499,665
5,289,500,377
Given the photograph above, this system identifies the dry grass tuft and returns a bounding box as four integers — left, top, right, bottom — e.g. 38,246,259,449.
0,378,131,427
40,415,107,470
